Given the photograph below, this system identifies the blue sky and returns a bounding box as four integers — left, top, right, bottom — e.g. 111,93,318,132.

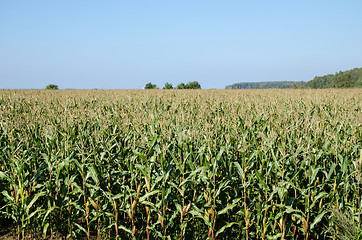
1,1,362,89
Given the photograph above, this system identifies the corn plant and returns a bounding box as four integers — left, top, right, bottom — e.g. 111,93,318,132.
0,89,361,239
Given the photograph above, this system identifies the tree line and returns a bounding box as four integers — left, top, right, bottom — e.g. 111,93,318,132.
225,81,306,89
225,67,362,89
306,67,362,88
145,81,201,89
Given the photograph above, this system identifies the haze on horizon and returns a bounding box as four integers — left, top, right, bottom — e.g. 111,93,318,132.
1,1,362,89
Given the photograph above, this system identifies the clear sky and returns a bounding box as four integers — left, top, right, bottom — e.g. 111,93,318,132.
1,1,362,89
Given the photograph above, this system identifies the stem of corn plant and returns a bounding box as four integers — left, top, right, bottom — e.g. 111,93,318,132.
305,161,311,240
81,155,90,240
243,156,249,240
67,172,72,240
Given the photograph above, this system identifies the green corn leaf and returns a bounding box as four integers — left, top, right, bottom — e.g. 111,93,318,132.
43,222,50,239
73,222,88,234
0,171,10,182
310,210,328,230
218,204,237,215
310,192,328,209
234,162,244,179
112,193,124,200
267,233,283,239
25,207,44,221
26,191,47,213
189,208,212,228
215,179,230,197
139,190,160,203
86,163,99,185
215,222,237,238
216,147,225,161
1,190,14,203
255,169,268,190
42,206,57,225
118,225,133,235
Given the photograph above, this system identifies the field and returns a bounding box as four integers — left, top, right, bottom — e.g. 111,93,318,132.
0,89,361,239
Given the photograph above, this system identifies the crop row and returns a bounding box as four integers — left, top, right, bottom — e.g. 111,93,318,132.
0,89,361,239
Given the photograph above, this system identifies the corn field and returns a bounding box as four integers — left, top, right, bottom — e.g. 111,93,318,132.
0,89,361,239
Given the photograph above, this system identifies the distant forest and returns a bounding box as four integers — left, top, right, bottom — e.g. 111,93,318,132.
225,81,305,89
225,67,362,89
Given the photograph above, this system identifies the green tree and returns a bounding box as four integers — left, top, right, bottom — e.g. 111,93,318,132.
336,73,354,88
186,81,201,89
45,84,58,90
145,82,158,89
163,82,173,89
177,83,186,89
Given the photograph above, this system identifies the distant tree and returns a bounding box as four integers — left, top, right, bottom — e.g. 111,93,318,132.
45,84,58,90
304,68,362,88
186,81,201,89
336,73,354,88
177,81,201,89
225,67,362,89
145,82,158,89
163,82,173,89
177,83,186,89
225,81,305,89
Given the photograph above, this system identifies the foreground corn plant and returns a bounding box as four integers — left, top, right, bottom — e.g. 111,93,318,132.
0,89,361,239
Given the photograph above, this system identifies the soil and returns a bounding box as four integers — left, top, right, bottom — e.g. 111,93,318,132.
0,226,14,240
0,227,98,240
